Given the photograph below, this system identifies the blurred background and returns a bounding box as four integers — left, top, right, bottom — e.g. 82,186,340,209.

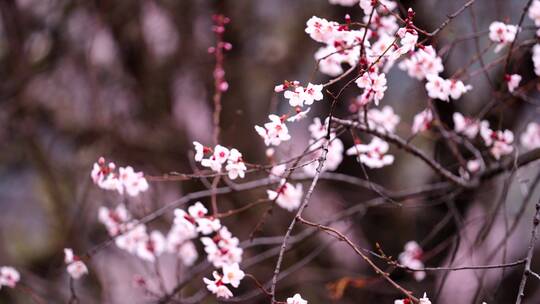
1,0,539,303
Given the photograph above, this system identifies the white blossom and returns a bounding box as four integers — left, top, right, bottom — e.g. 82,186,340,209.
505,74,522,93
489,21,518,53
287,293,308,304
0,267,20,288
520,122,540,150
267,179,303,211
411,109,433,134
203,271,234,299
221,263,245,288
64,248,88,280
255,115,291,146
453,112,480,139
346,137,394,168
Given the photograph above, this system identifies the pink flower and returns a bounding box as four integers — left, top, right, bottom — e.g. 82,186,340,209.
448,79,473,100
255,115,291,146
308,117,328,139
200,227,243,268
284,83,323,107
419,293,432,304
118,166,149,197
355,70,388,106
521,122,540,150
489,21,518,53
136,231,166,262
90,157,122,193
425,74,450,101
359,0,396,14
328,0,358,6
305,16,339,44
411,109,433,134
0,267,20,288
534,44,540,76
287,293,308,304
287,107,311,122
529,0,540,26
346,137,394,168
98,204,131,236
453,112,480,139
196,217,222,235
64,248,88,280
221,263,245,288
505,74,522,93
480,121,514,159
203,271,234,299
225,148,247,180
395,28,418,56
398,241,425,281
167,225,198,265
193,141,205,162
115,224,148,253
359,105,400,133
399,46,444,80
303,125,344,176
267,180,303,211
270,164,287,180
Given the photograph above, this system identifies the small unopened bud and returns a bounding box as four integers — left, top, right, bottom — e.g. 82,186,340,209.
345,14,351,24
407,8,415,20
219,81,229,92
222,42,233,51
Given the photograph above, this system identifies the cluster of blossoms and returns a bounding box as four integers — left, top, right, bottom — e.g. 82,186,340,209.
305,15,367,77
412,109,516,162
100,207,168,263
64,248,88,280
193,142,247,180
100,203,190,265
359,105,400,133
346,137,394,168
398,241,426,281
453,113,514,161
98,198,245,299
0,266,20,289
90,157,149,197
505,74,522,93
399,45,443,80
169,202,244,298
191,207,245,298
255,114,292,147
281,82,324,108
355,67,388,106
480,121,514,160
395,292,432,304
488,21,518,53
203,263,244,299
257,81,322,149
425,75,472,102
